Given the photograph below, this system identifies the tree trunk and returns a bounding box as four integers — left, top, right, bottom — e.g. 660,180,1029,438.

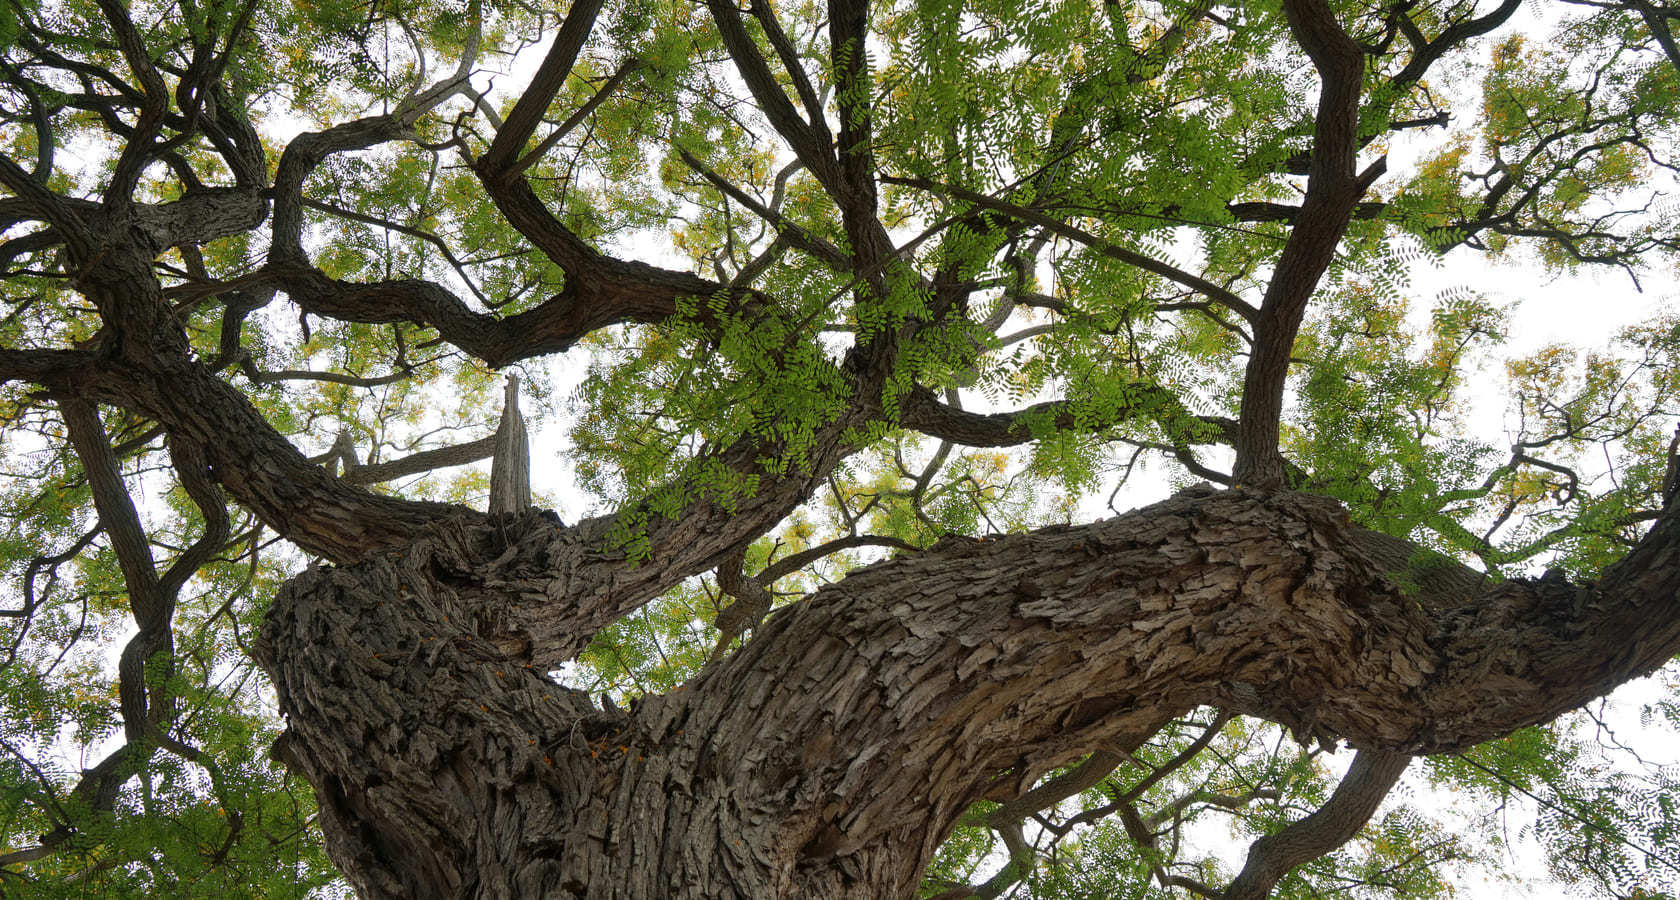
254,488,1680,898
255,518,932,898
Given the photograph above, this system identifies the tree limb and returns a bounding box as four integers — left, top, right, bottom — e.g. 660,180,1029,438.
1232,0,1382,488
1223,750,1413,900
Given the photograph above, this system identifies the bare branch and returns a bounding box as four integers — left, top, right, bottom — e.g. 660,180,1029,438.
342,436,497,486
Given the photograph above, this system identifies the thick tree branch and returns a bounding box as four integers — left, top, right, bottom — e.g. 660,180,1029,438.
0,188,266,257
748,0,827,128
0,347,98,386
93,0,171,205
255,480,1680,896
0,154,93,255
826,0,893,279
270,55,475,266
478,0,608,177
1232,0,1382,489
263,261,673,367
74,356,462,562
59,398,165,632
690,486,1680,790
43,398,171,849
703,0,840,190
158,435,231,600
1634,0,1680,71
508,58,642,178
24,401,237,869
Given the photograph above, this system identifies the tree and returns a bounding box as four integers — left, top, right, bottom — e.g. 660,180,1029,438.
1,0,1679,895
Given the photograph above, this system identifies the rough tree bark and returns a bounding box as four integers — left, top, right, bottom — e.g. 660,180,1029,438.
251,487,1680,898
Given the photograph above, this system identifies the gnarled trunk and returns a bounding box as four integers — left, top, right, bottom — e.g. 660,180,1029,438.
255,490,1680,898
254,519,928,898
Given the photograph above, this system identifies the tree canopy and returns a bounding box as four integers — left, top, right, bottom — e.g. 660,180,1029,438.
1,0,1680,896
